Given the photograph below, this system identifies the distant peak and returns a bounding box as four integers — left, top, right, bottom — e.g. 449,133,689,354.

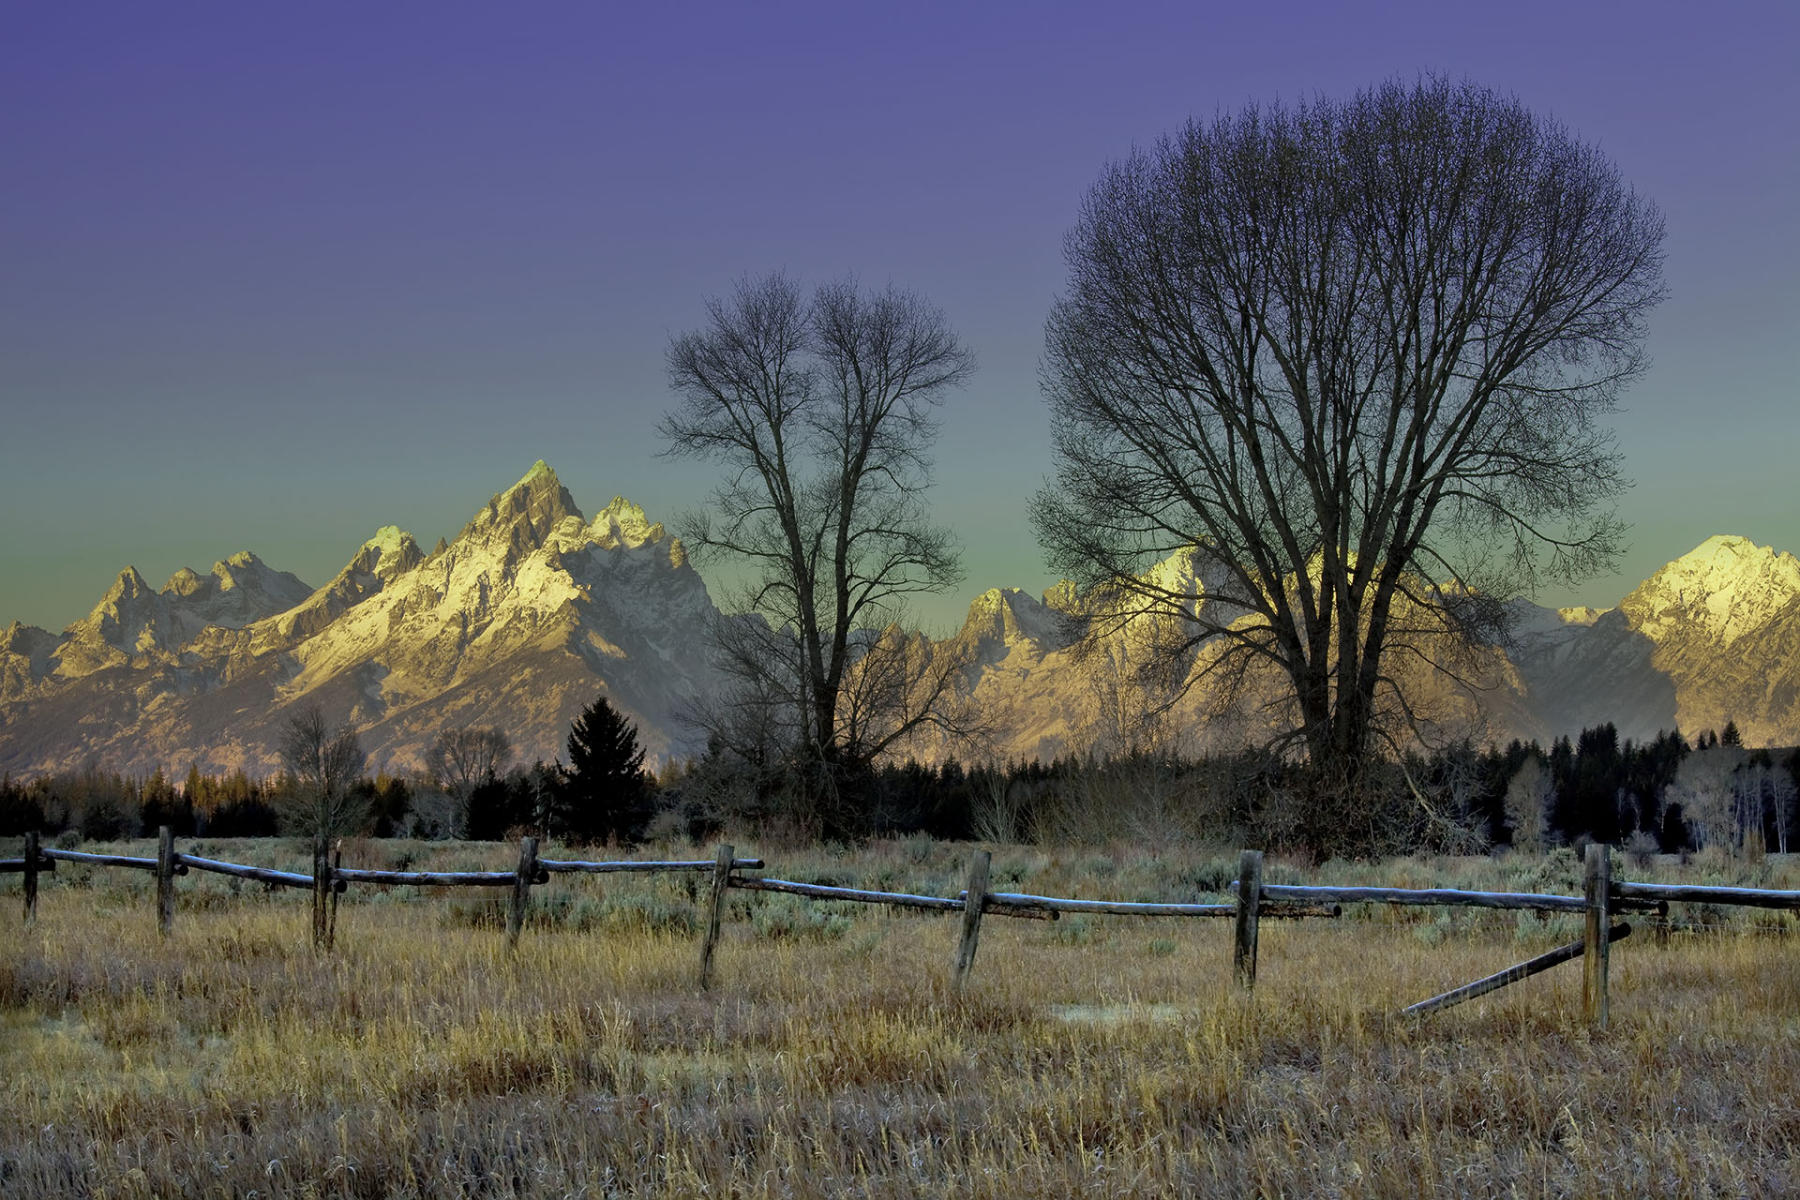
970,586,1035,613
455,465,584,552
363,524,413,554
510,460,559,492
1625,534,1800,648
105,565,150,599
1655,535,1798,587
1680,534,1755,562
163,566,209,599
592,496,664,549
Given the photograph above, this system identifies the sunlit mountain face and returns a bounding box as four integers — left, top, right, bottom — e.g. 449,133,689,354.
3,465,1797,778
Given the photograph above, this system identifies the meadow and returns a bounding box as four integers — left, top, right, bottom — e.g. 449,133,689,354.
3,836,1799,1197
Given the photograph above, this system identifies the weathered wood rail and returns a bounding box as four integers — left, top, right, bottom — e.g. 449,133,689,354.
11,832,1800,1024
541,856,765,875
1402,922,1635,1019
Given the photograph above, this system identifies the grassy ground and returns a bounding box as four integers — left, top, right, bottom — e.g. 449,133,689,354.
3,836,1798,1197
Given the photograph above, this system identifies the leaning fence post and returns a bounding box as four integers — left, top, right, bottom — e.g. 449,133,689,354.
311,835,330,949
155,825,176,936
698,843,734,991
1234,849,1263,990
951,849,992,993
1584,841,1612,1028
507,836,539,949
23,830,40,923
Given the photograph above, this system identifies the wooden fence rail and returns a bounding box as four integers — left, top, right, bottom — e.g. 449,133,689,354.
42,847,184,873
540,857,765,875
12,833,1800,1026
1244,882,1664,914
1612,880,1800,910
1402,923,1634,1019
176,853,312,889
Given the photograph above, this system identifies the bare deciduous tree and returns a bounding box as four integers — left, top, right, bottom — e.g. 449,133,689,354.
422,727,514,838
663,273,975,833
1771,760,1797,856
1033,77,1666,854
276,705,368,839
1669,743,1748,853
1504,754,1554,854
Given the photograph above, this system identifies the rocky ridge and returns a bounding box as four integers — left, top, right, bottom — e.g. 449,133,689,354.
0,463,723,775
2,473,1795,777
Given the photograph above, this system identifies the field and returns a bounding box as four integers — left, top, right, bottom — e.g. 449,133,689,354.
4,837,1799,1197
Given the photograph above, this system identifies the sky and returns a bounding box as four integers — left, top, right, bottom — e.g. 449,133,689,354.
3,0,1796,636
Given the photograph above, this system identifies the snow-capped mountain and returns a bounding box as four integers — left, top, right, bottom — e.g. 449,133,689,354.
922,535,1800,762
1508,535,1800,746
922,558,1530,763
2,476,1795,781
0,463,725,775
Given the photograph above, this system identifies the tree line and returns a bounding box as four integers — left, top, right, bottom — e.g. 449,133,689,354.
9,708,1793,861
0,693,658,848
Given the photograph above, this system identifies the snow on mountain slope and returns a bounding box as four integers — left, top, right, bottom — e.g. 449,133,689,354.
1498,536,1800,744
0,463,725,776
1621,535,1800,647
4,505,1797,780
24,552,314,683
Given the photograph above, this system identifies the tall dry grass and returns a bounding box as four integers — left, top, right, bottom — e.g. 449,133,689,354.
2,836,1798,1196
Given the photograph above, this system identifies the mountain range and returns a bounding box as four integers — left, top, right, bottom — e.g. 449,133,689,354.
2,463,1796,778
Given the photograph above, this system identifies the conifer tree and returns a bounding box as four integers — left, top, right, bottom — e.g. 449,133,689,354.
561,694,653,844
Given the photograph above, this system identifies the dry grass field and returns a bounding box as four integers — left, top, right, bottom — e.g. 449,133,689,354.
4,836,1799,1197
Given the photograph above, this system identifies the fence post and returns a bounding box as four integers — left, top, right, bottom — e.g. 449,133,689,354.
698,843,734,991
1584,841,1612,1028
951,849,991,993
155,825,176,937
508,836,539,949
1234,849,1263,990
23,830,40,923
312,835,330,949
327,844,343,951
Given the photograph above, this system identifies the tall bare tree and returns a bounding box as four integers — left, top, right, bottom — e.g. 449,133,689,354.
1033,77,1665,853
663,274,974,831
422,726,513,837
276,705,368,839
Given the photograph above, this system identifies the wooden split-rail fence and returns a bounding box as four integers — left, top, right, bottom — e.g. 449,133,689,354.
9,833,1800,1026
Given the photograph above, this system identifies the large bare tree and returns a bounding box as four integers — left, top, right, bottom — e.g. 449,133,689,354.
1033,77,1665,852
276,705,368,840
663,274,974,831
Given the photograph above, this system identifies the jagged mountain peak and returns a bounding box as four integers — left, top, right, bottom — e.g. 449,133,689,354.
958,586,1074,659
317,527,423,596
1649,535,1799,589
2,620,57,654
1621,534,1800,647
164,566,208,597
454,461,585,554
100,565,151,603
590,496,665,550
359,526,423,577
1557,606,1606,626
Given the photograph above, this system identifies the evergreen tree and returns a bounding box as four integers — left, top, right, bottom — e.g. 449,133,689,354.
139,766,196,836
561,694,653,844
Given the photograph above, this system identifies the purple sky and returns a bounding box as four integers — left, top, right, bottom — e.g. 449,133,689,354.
4,1,1797,634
